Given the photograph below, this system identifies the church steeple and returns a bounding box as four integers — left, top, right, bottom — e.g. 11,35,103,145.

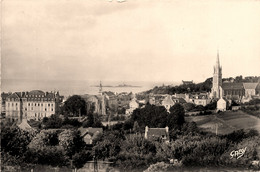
211,51,223,99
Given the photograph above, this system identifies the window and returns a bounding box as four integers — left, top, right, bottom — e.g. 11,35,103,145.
38,103,40,106
51,108,53,111
16,103,18,106
28,103,30,106
48,104,50,106
25,108,27,111
45,108,47,111
35,103,37,106
41,103,43,106
32,107,33,110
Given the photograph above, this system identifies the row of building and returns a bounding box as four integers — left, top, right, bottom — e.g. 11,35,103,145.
1,90,63,121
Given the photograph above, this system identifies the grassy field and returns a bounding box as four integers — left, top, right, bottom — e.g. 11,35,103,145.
186,110,260,135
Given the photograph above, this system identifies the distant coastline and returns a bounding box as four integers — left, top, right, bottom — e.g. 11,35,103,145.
91,83,142,88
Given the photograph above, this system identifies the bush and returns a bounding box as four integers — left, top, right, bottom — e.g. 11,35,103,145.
219,136,260,168
116,136,157,169
222,129,259,144
144,162,171,172
171,136,229,166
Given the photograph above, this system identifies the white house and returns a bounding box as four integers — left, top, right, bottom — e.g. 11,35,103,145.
217,98,227,112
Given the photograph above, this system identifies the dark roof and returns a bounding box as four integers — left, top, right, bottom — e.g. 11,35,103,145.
1,92,12,100
28,90,45,95
79,127,103,137
222,82,244,90
8,92,21,99
256,83,260,90
147,128,168,137
177,98,187,104
225,95,240,100
103,91,116,97
243,83,258,90
6,90,60,102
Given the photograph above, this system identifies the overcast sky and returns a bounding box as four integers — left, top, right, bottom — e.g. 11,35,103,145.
2,0,260,83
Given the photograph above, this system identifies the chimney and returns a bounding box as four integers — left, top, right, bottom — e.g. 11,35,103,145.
145,126,149,139
165,126,169,133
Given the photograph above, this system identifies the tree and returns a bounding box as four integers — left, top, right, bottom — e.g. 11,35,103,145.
131,104,168,129
72,150,92,169
82,113,103,128
58,130,86,159
183,103,196,112
92,131,125,161
28,130,59,150
205,101,217,110
195,105,205,112
63,95,86,116
168,103,185,129
43,114,62,129
62,117,82,127
133,121,140,133
117,136,157,169
1,125,35,166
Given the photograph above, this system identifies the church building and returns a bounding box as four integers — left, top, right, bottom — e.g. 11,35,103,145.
211,52,223,99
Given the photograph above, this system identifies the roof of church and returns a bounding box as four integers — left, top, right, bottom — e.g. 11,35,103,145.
243,83,258,90
222,82,244,90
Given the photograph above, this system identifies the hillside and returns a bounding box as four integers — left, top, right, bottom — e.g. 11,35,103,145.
186,111,260,135
143,75,260,95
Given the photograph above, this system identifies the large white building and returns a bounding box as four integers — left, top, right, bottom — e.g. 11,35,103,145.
5,90,63,121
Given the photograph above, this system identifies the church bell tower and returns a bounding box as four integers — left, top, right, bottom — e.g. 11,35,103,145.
211,51,222,99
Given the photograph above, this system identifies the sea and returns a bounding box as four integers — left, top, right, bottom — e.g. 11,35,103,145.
1,79,179,96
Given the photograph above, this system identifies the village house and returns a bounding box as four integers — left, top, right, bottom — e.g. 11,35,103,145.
243,83,259,97
79,127,103,145
144,126,170,142
161,95,175,112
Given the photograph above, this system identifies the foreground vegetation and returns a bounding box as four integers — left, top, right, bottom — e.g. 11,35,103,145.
1,102,260,171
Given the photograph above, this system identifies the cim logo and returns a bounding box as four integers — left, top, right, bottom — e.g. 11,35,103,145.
230,147,247,159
